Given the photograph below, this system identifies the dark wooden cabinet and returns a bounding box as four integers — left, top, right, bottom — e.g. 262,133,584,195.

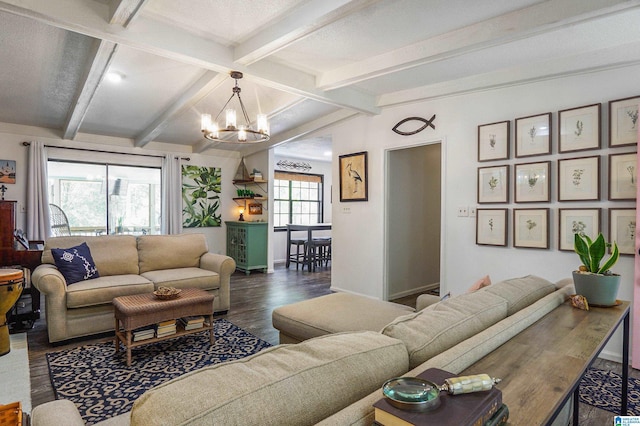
0,200,43,326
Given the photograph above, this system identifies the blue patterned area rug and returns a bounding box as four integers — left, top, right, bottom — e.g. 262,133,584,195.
46,319,271,425
580,368,640,416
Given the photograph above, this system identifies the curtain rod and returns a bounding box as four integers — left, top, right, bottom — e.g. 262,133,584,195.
21,141,190,161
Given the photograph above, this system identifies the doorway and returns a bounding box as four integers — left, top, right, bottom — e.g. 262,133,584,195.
384,141,442,300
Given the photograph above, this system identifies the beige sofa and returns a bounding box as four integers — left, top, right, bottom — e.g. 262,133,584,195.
32,233,236,343
31,275,574,425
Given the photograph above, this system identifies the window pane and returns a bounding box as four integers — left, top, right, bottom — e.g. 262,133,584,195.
109,165,161,235
48,161,161,235
272,172,323,226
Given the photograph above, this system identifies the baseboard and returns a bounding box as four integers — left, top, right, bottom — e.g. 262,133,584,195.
597,349,623,364
388,283,439,300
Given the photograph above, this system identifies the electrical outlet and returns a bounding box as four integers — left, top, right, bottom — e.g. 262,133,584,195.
469,206,476,217
457,206,469,217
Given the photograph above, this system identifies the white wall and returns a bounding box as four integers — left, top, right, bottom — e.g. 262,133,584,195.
271,155,333,264
0,123,242,254
329,65,639,361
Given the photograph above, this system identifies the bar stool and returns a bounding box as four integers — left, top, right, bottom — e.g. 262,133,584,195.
287,238,308,270
305,237,331,271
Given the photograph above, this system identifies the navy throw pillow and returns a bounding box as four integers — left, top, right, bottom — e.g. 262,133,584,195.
51,242,100,284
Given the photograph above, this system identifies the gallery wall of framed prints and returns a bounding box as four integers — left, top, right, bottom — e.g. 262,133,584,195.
475,95,638,252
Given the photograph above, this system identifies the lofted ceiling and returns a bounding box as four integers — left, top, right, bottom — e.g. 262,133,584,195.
1,0,640,160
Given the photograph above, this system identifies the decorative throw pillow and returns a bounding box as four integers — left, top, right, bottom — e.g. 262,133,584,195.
467,275,491,292
51,242,100,284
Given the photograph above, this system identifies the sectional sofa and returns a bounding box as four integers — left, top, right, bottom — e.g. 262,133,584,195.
31,233,236,343
31,275,574,425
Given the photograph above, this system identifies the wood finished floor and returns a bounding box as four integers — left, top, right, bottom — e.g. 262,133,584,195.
25,265,634,425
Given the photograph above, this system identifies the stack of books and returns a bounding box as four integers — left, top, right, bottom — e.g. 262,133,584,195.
132,326,155,341
156,319,177,338
373,368,508,426
179,316,205,330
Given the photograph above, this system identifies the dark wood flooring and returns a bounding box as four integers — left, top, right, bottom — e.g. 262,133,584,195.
24,265,634,425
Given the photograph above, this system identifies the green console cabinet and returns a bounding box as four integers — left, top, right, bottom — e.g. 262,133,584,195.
225,221,268,274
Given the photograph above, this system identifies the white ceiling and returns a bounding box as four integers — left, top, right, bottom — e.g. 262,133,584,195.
1,0,640,160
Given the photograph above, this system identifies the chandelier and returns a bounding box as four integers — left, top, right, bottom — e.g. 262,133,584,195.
200,71,270,144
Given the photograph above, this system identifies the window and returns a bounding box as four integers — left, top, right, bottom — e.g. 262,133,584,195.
48,161,161,235
273,171,323,227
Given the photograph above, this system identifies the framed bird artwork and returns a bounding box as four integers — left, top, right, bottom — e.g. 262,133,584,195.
339,151,368,202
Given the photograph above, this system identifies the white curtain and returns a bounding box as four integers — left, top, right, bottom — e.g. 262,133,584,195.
26,141,50,240
162,154,182,234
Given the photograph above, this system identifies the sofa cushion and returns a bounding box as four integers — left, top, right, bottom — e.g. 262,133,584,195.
272,292,414,342
130,331,409,426
137,234,208,273
51,242,99,284
483,275,556,316
43,235,139,276
66,275,154,309
382,291,508,369
141,267,219,290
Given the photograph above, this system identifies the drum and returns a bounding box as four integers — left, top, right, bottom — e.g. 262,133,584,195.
0,269,23,356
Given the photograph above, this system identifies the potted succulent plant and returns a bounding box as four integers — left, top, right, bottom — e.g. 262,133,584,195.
573,233,620,307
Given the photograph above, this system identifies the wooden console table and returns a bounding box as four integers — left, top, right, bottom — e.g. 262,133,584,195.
461,300,630,425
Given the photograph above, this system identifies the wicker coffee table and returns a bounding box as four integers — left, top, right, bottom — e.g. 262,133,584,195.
113,288,215,366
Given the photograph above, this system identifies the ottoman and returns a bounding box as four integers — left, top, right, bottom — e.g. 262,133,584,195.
272,292,415,343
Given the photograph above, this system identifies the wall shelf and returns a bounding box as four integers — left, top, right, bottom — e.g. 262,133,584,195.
232,180,268,209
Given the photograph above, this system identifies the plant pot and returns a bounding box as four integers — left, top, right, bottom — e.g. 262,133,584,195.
572,271,621,307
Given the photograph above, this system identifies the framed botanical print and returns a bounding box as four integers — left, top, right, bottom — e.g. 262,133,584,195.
609,152,637,201
558,208,600,251
515,113,552,158
514,161,551,203
513,208,549,249
609,208,636,255
558,103,600,153
476,208,508,246
558,156,600,201
339,151,368,202
478,120,510,162
477,165,509,204
609,95,640,147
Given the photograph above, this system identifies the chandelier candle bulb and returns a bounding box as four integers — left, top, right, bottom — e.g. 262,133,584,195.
238,125,247,142
226,109,237,129
201,114,211,132
257,114,268,133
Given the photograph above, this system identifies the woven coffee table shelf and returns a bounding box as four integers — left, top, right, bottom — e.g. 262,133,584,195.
113,288,215,366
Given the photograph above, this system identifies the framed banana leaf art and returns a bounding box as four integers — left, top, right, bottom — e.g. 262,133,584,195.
182,165,222,227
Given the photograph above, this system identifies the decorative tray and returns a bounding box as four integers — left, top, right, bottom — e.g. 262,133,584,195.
154,286,181,300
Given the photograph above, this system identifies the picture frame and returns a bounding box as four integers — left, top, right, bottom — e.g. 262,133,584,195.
609,208,636,255
558,208,600,251
477,165,509,204
609,95,640,147
0,159,16,184
514,161,551,203
515,112,552,158
609,152,637,201
478,120,510,162
558,103,601,153
339,151,368,202
247,203,263,215
558,156,600,201
513,208,549,249
476,208,508,246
